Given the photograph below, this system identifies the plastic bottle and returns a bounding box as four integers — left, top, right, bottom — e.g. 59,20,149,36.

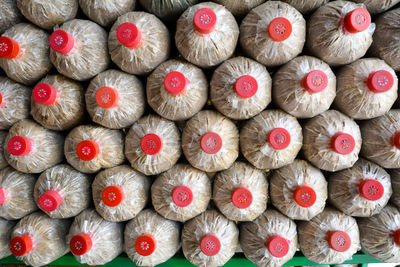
302,110,362,172
85,69,145,129
0,131,8,169
391,169,400,210
108,12,170,75
64,125,125,174
175,2,239,68
5,119,64,174
31,74,85,131
49,19,109,81
240,210,298,266
240,110,303,170
152,164,211,222
146,59,208,121
280,0,329,14
307,1,374,66
0,167,36,220
182,110,239,172
34,164,91,219
92,165,151,222
16,0,78,30
0,23,51,85
9,212,70,267
67,209,123,265
0,218,16,259
0,0,22,34
212,0,265,16
124,209,181,266
125,114,181,176
140,0,200,21
273,55,336,118
270,159,328,221
350,0,400,14
240,1,306,67
210,56,272,120
298,208,360,264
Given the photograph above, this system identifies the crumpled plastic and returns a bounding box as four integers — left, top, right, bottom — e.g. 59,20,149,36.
0,218,16,259
212,0,265,16
0,0,22,34
351,0,400,14
281,0,328,14
0,131,8,169
390,169,400,209
140,0,199,22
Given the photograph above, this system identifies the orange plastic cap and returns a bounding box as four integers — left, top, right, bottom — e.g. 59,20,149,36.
231,187,253,209
344,8,371,34
234,75,258,98
164,71,189,96
38,190,63,212
141,133,163,155
117,22,143,49
268,128,291,150
8,136,33,156
76,140,100,161
293,186,317,208
193,8,217,34
200,132,222,154
327,231,351,252
135,234,156,256
49,30,76,55
303,70,328,93
359,179,384,201
367,70,394,93
172,186,193,207
70,233,93,256
33,83,59,106
268,17,292,42
102,185,125,207
10,235,33,256
330,132,355,155
95,87,120,108
266,236,290,258
200,234,221,256
0,37,21,59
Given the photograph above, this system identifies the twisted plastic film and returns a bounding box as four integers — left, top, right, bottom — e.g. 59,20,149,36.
85,69,145,129
124,209,181,266
140,0,200,21
391,169,400,209
109,12,170,75
240,110,302,170
240,1,305,67
147,59,208,121
280,0,329,14
0,131,8,169
210,56,272,120
152,164,211,222
212,0,265,16
240,210,298,267
65,125,125,174
0,167,36,220
175,2,239,68
182,210,239,267
5,120,64,174
31,74,85,131
273,56,336,119
302,110,362,172
0,23,51,85
93,165,151,222
50,19,109,81
34,164,91,219
298,208,360,264
0,218,16,259
0,0,22,34
307,1,375,66
17,0,78,30
350,0,400,14
11,212,70,267
270,159,328,221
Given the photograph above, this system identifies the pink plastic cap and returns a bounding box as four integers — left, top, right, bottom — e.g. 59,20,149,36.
200,132,223,154
327,231,351,252
102,185,125,207
293,186,317,208
367,70,394,93
265,236,290,258
10,235,33,256
234,75,258,98
0,37,21,59
38,190,63,212
268,17,292,42
49,30,76,55
141,133,163,155
231,187,253,209
33,83,59,106
303,70,328,93
393,229,400,246
330,132,355,155
164,71,189,96
135,234,156,256
344,8,371,34
268,128,291,150
70,233,93,256
359,179,384,201
193,8,217,34
76,140,100,161
0,187,7,205
117,22,143,49
8,136,33,156
95,87,120,108
200,234,221,256
172,186,193,207
392,131,400,149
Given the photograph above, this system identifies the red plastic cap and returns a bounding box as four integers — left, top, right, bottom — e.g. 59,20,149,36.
95,87,120,109
200,132,223,154
49,30,76,55
330,132,355,155
141,133,163,155
0,37,21,59
76,140,100,161
193,8,217,34
102,185,125,207
327,231,351,252
303,70,328,93
268,128,291,150
0,187,7,205
392,131,400,149
33,83,59,106
231,187,253,209
70,234,93,256
293,186,317,208
367,70,394,93
8,136,33,156
135,235,156,256
359,179,384,201
0,93,3,107
117,22,143,49
38,190,63,212
200,234,221,256
344,8,371,34
172,186,193,207
266,236,290,258
10,235,33,256
234,75,258,99
268,17,292,42
164,71,189,96
393,229,400,246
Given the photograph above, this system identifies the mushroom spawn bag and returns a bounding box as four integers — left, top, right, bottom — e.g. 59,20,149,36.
0,218,16,259
280,0,328,14
139,0,199,22
212,0,266,17
0,0,22,34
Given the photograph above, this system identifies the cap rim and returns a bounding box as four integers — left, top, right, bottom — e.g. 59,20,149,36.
268,128,291,150
76,140,100,161
293,186,317,208
95,87,120,109
164,71,188,95
102,185,125,207
231,187,253,209
135,234,156,256
33,83,59,105
0,36,20,59
141,133,163,155
38,190,63,212
330,132,355,155
304,70,328,93
200,132,223,154
200,234,221,256
268,17,292,42
193,8,217,34
117,22,142,49
172,186,193,207
8,136,33,156
70,234,93,256
359,179,384,201
234,75,258,98
49,30,76,55
266,236,290,258
344,8,371,34
327,231,351,252
10,235,33,256
367,70,394,93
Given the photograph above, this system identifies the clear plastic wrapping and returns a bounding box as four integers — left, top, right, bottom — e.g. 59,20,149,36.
49,19,109,81
273,55,336,119
240,1,306,67
152,163,211,222
92,165,151,222
182,210,239,267
125,114,181,176
140,0,200,21
109,12,170,75
350,0,400,14
270,159,328,221
0,218,16,259
213,161,268,222
182,110,239,172
85,69,145,129
65,125,125,174
5,119,64,174
240,209,298,267
391,169,400,209
302,110,362,172
34,164,91,219
212,0,265,16
147,59,208,121
0,131,8,169
280,0,329,14
298,208,360,264
307,1,375,66
175,2,239,68
31,74,85,131
124,209,181,266
240,109,303,170
0,0,22,34
0,167,37,220
0,23,51,85
210,56,272,120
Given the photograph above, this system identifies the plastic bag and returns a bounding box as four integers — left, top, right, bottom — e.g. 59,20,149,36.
140,0,199,21
212,0,265,16
391,169,400,209
0,131,8,169
350,0,400,14
0,218,16,259
0,0,22,34
280,0,328,14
